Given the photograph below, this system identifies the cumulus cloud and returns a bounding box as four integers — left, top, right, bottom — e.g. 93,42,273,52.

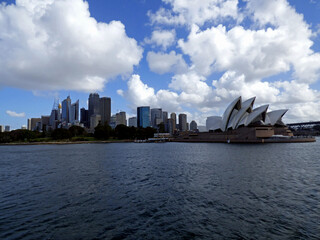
0,0,143,92
144,29,176,50
147,51,188,74
6,110,26,117
139,0,320,122
148,0,239,26
118,74,180,112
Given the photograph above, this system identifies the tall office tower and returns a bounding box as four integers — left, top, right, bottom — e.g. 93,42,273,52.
162,111,168,124
29,118,41,131
168,118,177,135
62,96,72,123
88,93,100,119
116,112,127,126
179,113,187,131
128,117,137,127
190,120,198,131
27,119,32,130
99,97,111,125
162,111,168,132
0,125,4,132
49,99,61,130
170,112,177,131
151,108,163,128
90,114,101,130
41,115,50,131
5,125,10,132
70,100,79,123
137,106,150,128
80,108,89,128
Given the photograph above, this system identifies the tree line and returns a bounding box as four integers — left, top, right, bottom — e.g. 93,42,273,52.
0,123,157,143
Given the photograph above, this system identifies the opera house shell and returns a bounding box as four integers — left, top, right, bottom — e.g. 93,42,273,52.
175,96,315,143
207,96,288,132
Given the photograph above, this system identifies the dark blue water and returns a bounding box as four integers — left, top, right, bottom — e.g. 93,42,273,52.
1,141,320,239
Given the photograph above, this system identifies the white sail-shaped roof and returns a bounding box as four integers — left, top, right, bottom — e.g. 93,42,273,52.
209,96,289,132
265,109,288,125
231,97,256,129
245,105,269,127
221,96,241,131
227,109,239,129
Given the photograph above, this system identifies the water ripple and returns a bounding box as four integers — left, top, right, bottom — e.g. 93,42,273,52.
1,142,320,239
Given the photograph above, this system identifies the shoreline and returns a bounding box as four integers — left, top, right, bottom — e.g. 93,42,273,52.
0,140,133,146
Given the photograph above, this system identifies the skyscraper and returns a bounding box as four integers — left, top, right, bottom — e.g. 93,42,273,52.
128,117,137,127
62,96,71,123
70,100,79,123
99,97,111,125
88,93,100,119
179,113,187,131
151,108,162,128
80,108,89,128
137,106,150,128
170,112,176,131
116,112,127,126
190,120,198,131
162,111,168,132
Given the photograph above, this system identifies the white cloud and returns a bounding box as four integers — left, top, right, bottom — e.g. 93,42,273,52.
148,0,239,26
6,110,26,117
147,51,188,74
0,0,143,92
118,74,181,112
144,29,176,50
140,0,320,122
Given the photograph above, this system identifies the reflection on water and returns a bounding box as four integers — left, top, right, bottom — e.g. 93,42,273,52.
1,141,319,239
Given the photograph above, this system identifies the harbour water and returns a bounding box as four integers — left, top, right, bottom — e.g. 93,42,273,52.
1,141,319,239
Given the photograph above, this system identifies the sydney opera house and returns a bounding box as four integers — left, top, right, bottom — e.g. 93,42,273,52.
175,96,315,143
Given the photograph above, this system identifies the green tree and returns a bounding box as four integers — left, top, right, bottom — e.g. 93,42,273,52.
69,126,86,137
51,128,72,140
94,122,112,140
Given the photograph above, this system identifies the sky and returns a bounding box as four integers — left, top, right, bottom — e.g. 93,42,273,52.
1,0,320,129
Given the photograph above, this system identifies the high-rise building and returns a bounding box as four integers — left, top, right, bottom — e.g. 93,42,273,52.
116,112,127,126
49,109,60,129
41,115,50,131
128,117,137,127
99,97,111,125
62,96,72,123
27,119,31,130
151,108,162,128
170,112,176,131
162,111,168,132
179,113,187,131
90,114,101,130
5,125,10,132
0,125,4,132
70,100,79,123
80,108,89,128
28,118,41,131
88,93,100,117
137,106,150,128
190,120,198,131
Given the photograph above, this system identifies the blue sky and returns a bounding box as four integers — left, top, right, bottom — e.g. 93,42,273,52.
1,0,320,129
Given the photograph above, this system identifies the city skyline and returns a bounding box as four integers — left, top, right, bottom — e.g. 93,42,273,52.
1,0,320,130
